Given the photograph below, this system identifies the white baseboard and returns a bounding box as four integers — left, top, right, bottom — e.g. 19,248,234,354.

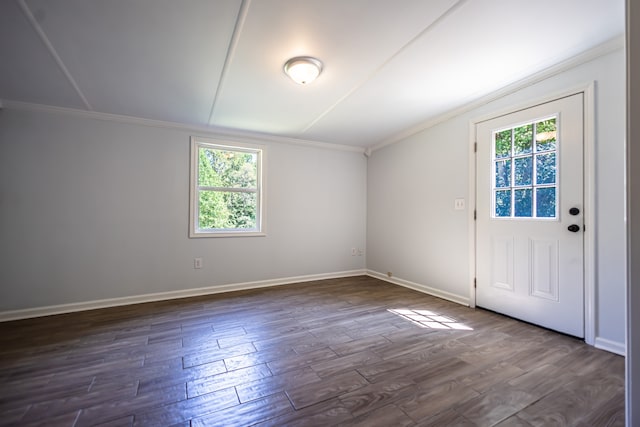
594,337,626,356
0,269,367,322
366,270,470,306
366,270,624,356
6,270,616,358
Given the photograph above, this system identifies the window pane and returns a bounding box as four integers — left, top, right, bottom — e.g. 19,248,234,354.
536,118,557,152
198,148,224,187
536,187,556,218
198,190,257,230
495,130,511,159
536,153,556,184
495,159,511,188
198,147,257,188
514,188,532,217
222,152,257,188
199,189,232,229
495,190,511,217
224,192,257,229
514,124,533,155
514,156,532,186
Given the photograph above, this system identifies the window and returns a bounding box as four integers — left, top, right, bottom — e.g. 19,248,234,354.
492,117,558,219
189,137,264,237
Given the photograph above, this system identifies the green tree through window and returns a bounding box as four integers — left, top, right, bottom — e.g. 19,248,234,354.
190,138,263,236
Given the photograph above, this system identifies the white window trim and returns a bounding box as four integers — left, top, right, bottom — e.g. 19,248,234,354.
189,136,266,238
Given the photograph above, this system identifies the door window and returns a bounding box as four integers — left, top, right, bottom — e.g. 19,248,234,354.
492,117,558,219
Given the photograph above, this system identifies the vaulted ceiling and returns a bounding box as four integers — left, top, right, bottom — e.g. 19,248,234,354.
0,0,625,149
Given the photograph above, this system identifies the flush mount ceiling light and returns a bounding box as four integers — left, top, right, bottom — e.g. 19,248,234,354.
283,56,323,85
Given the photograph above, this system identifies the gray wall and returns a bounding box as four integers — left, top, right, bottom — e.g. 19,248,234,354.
0,109,367,311
367,48,626,349
0,45,627,357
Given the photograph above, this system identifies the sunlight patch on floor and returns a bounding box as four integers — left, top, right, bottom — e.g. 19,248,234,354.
388,308,473,330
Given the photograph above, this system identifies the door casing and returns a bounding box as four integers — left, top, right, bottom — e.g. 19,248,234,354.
468,82,596,345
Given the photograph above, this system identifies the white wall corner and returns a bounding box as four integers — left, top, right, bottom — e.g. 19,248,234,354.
366,270,470,306
0,269,367,322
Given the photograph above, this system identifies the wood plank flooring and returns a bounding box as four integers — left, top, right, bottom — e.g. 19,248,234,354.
0,276,624,426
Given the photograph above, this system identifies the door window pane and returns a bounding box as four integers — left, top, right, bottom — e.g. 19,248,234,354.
514,157,532,186
495,130,511,158
514,124,533,155
495,160,511,188
495,190,512,217
514,189,532,217
536,187,556,218
536,153,556,185
536,118,557,152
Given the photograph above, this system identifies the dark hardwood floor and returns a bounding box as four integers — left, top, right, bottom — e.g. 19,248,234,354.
0,276,624,426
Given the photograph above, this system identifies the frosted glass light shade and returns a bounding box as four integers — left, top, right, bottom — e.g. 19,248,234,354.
284,57,322,85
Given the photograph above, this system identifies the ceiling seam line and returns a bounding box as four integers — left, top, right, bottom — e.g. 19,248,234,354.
17,0,93,111
300,0,469,135
207,0,251,126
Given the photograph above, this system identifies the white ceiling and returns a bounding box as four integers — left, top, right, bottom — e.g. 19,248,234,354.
0,0,625,149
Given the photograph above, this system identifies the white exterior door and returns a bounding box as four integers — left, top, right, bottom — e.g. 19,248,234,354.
476,94,584,337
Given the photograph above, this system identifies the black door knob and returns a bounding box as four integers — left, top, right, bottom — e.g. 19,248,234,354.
568,224,580,232
569,207,580,216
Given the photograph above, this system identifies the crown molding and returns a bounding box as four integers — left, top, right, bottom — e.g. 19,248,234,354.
0,99,365,154
372,35,625,152
2,35,622,156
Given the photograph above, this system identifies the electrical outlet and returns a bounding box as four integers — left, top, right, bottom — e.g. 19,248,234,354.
194,258,203,269
387,271,393,278
454,198,465,210
357,248,364,256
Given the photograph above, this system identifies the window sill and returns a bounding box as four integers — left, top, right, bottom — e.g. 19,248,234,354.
189,231,267,238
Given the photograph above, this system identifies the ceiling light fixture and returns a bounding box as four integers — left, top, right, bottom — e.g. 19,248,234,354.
283,56,322,85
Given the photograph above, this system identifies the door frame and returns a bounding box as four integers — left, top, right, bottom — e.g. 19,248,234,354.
468,82,596,345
